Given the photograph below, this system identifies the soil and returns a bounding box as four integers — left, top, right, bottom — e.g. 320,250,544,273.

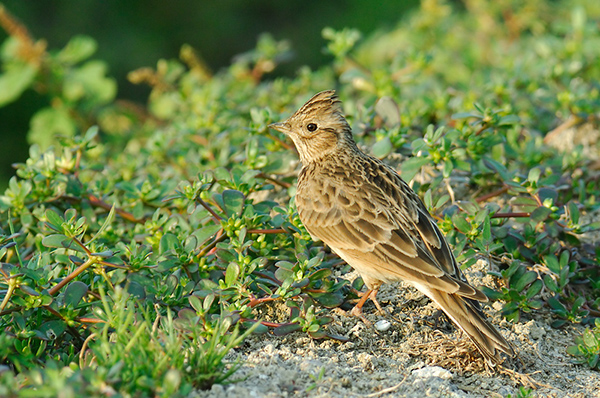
194,261,600,398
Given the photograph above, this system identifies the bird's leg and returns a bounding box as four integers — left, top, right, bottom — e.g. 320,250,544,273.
349,288,385,324
370,291,385,314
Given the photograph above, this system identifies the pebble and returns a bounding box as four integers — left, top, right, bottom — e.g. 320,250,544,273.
375,319,392,332
412,366,453,380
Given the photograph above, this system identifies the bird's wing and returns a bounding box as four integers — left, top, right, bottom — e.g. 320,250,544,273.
296,158,486,301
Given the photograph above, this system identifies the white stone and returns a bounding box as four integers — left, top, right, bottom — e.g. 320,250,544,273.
412,365,453,380
375,319,392,332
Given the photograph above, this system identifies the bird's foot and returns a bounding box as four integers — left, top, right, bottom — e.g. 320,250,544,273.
349,305,372,326
346,288,388,325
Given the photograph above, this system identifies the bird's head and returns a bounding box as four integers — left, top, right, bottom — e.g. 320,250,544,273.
269,90,355,164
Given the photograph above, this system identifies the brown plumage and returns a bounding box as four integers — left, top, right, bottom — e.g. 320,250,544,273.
269,90,515,364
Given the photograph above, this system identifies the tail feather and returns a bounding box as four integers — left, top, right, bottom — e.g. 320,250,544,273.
424,289,515,364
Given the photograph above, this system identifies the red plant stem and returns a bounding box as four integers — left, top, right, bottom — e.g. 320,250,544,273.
475,186,509,203
240,318,294,328
87,194,145,224
98,261,128,269
73,237,92,256
77,317,105,324
248,296,278,308
197,231,226,258
253,271,282,285
48,257,96,296
256,173,292,189
491,212,531,219
247,228,287,234
196,197,223,222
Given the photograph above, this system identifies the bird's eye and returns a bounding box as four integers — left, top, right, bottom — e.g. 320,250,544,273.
307,123,318,132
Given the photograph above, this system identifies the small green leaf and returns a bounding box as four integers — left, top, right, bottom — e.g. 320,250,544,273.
308,268,332,281
63,281,88,307
273,323,302,336
57,35,97,64
45,209,64,231
451,111,481,120
309,329,327,339
589,354,599,369
514,271,538,292
567,201,580,225
525,279,543,299
41,234,69,249
0,63,37,106
127,280,146,299
203,293,215,311
482,216,491,243
225,262,240,285
400,157,430,182
566,345,583,356
163,275,178,296
216,248,236,263
246,321,269,334
37,320,67,340
435,194,450,209
482,156,510,180
583,329,598,348
452,214,471,234
159,233,180,254
189,295,203,313
20,285,38,296
530,207,552,222
498,114,520,126
504,309,521,323
442,161,453,178
547,297,566,312
456,201,479,215
371,136,392,159
480,286,503,300
551,319,567,328
311,292,344,308
193,224,222,246
275,261,295,270
275,267,294,282
222,190,245,217
62,60,116,104
544,255,561,274
213,167,231,182
559,250,570,268
291,278,310,289
528,299,543,310
543,274,559,292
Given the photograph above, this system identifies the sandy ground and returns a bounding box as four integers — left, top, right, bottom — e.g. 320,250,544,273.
191,259,600,398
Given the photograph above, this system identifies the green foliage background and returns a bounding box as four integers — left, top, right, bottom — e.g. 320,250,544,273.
1,0,600,396
0,0,419,187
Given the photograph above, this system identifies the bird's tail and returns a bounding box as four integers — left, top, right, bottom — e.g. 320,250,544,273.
426,290,515,365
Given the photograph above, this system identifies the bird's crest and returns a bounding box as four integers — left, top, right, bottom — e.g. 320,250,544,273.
290,90,350,133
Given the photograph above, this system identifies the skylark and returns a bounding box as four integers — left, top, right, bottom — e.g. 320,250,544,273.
269,90,515,364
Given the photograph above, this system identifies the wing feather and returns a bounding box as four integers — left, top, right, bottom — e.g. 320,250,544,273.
297,156,485,301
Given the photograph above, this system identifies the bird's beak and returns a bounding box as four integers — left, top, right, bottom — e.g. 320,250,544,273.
268,121,291,135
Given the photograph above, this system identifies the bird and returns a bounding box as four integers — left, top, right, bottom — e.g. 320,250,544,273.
269,90,515,364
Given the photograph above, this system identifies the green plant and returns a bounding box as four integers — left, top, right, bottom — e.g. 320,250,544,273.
1,0,600,394
567,318,600,370
506,386,534,398
305,366,327,393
